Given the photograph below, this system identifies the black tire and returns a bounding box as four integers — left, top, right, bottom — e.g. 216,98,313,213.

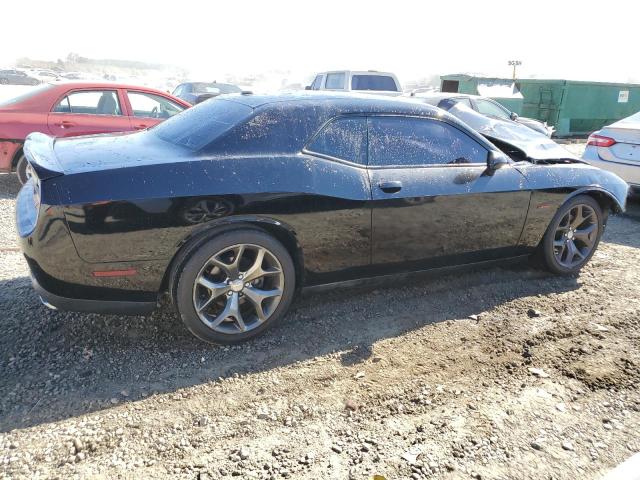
15,154,29,185
174,229,296,344
0,78,8,85
540,195,604,275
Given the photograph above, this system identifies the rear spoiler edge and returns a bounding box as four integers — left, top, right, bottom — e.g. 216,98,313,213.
23,132,64,180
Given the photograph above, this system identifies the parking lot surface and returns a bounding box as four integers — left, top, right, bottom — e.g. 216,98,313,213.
1,164,639,479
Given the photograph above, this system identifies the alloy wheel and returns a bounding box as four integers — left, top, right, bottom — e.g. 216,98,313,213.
552,204,598,268
192,243,284,334
183,199,232,224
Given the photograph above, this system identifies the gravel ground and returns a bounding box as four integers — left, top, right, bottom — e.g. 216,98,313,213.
1,146,640,479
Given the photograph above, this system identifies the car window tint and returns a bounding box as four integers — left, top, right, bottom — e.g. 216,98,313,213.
351,75,397,91
53,90,122,115
368,116,488,167
128,91,185,119
325,73,345,89
475,99,510,119
306,117,367,164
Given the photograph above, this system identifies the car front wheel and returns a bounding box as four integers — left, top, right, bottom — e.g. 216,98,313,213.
174,229,296,344
541,195,604,274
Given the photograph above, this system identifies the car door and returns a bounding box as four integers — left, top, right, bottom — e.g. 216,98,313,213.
125,90,187,130
47,89,132,137
367,115,531,270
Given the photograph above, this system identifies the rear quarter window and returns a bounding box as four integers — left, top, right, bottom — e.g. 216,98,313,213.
152,98,253,150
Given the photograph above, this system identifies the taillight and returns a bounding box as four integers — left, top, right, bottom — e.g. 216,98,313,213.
587,134,616,147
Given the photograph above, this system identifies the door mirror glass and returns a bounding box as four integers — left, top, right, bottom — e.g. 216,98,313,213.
510,111,519,121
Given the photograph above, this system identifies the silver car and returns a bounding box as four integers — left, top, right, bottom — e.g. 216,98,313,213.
0,69,40,86
411,92,554,137
411,94,572,163
582,112,640,191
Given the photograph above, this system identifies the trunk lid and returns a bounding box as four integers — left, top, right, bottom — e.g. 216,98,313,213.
22,132,64,180
600,126,640,162
24,130,190,182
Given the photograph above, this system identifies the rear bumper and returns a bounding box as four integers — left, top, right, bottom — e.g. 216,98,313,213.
583,146,640,186
0,140,22,172
31,272,156,315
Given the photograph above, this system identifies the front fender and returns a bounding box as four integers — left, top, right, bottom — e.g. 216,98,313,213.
565,185,627,213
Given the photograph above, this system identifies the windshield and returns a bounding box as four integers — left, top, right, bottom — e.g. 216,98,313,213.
152,98,253,150
0,84,55,107
192,82,242,95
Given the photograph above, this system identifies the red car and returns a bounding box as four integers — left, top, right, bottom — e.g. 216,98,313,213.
0,82,191,183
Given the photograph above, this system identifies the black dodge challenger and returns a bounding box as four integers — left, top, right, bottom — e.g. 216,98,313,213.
16,93,628,343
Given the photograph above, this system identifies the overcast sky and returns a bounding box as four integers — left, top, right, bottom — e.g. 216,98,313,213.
2,0,638,84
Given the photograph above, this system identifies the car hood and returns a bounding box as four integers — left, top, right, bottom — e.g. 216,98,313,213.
447,103,574,161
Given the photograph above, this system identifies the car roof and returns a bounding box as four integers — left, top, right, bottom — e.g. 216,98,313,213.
42,80,172,92
223,91,438,115
413,92,480,101
317,70,397,77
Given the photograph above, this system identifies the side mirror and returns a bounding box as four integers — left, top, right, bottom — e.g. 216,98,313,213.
510,111,519,121
486,151,510,175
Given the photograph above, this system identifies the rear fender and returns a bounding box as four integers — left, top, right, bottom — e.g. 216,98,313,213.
162,215,305,298
0,140,22,172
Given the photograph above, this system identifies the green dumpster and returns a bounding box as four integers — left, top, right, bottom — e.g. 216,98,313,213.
440,74,640,137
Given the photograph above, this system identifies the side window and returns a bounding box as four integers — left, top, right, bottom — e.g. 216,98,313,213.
311,75,323,90
52,96,71,113
306,117,367,164
127,91,185,119
474,99,510,119
368,116,488,167
173,85,184,97
452,97,473,107
351,75,398,91
52,90,122,115
324,73,346,90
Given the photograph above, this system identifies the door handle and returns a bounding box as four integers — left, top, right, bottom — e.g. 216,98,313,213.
57,121,76,128
378,181,403,193
134,124,149,130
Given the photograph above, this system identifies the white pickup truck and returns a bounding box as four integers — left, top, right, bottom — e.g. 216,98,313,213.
306,70,402,96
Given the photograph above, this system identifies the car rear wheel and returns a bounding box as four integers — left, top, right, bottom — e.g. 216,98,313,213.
15,154,30,185
174,229,295,344
540,195,603,274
